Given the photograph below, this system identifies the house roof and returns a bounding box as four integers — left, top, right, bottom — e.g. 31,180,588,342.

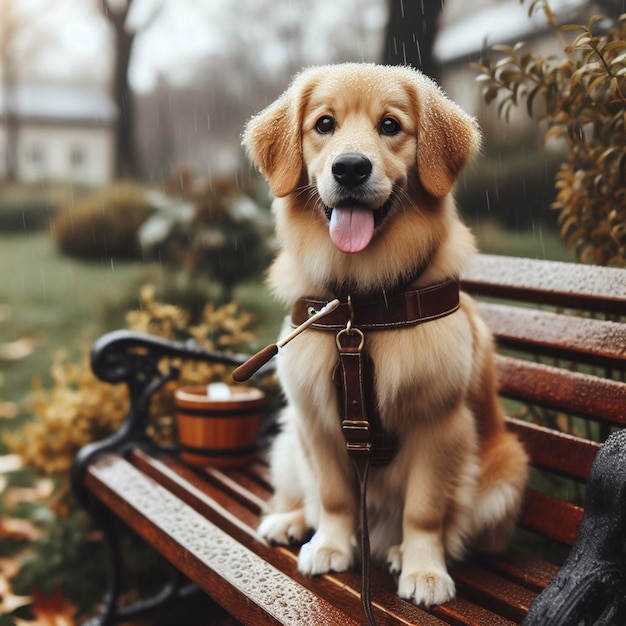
0,83,117,124
434,0,589,65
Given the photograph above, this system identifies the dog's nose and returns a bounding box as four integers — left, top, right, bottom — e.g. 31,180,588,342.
332,153,372,188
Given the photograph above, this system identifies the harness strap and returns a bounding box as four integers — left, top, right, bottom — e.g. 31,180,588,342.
292,279,460,331
335,338,379,626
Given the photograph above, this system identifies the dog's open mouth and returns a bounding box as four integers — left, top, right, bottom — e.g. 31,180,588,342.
323,196,394,254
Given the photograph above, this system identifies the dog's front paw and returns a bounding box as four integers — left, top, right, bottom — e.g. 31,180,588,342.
397,569,455,608
258,510,309,546
387,544,402,576
298,533,354,576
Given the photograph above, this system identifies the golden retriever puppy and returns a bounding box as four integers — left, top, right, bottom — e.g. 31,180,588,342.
242,63,528,608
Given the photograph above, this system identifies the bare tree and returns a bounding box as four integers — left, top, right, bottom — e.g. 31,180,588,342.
101,0,138,178
100,0,163,179
0,1,55,180
381,0,443,81
0,1,21,180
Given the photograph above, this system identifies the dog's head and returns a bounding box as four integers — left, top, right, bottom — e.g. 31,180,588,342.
243,63,480,257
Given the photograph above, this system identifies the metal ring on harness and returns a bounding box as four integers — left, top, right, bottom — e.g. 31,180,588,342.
335,326,365,351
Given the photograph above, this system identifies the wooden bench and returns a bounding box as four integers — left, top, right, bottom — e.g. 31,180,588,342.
71,254,626,626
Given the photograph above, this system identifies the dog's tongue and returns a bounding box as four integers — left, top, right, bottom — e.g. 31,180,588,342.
329,207,374,254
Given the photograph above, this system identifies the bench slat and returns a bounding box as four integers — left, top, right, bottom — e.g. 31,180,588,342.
498,355,626,426
481,303,626,370
130,449,451,625
519,489,583,546
126,448,540,625
463,255,626,315
451,562,535,623
479,551,560,593
86,454,361,626
431,597,518,626
505,417,601,480
132,449,262,540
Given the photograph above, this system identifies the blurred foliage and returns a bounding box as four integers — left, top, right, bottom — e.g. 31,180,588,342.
53,181,155,260
10,510,108,615
0,194,55,232
0,182,77,232
4,289,276,616
140,172,275,302
475,1,626,265
6,287,267,514
52,173,274,300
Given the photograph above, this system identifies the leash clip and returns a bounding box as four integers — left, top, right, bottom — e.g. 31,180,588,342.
336,295,365,351
346,294,355,332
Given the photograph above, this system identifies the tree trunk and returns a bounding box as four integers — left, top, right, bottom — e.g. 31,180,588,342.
381,0,443,82
2,74,19,180
1,2,20,180
104,2,139,179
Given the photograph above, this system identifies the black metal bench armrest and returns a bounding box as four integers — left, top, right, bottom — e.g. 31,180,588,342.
71,330,266,506
524,428,626,625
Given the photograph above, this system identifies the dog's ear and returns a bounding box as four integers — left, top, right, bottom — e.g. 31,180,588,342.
242,72,315,198
411,72,481,198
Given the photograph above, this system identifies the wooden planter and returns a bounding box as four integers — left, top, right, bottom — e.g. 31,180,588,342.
174,385,264,468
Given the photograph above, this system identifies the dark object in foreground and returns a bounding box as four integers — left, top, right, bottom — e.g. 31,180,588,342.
523,428,626,625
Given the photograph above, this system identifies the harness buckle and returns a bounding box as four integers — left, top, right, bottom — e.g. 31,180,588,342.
336,298,365,351
345,441,372,458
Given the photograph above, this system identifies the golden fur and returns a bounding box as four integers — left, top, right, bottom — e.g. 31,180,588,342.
243,63,528,608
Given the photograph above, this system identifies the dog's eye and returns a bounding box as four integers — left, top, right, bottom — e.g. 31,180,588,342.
380,117,401,136
315,116,335,134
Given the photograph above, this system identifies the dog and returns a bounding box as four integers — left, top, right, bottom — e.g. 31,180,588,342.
242,63,528,608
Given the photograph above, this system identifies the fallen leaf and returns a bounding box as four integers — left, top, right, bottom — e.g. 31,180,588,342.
0,337,38,361
0,516,43,542
3,479,55,509
0,575,32,614
13,589,77,626
0,555,22,580
0,453,23,473
0,400,18,419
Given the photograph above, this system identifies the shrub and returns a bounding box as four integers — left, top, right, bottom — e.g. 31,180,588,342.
139,176,274,301
7,288,263,513
0,184,59,232
475,2,626,265
53,181,155,260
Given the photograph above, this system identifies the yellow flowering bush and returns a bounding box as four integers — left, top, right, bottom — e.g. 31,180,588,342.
7,288,260,514
476,2,626,265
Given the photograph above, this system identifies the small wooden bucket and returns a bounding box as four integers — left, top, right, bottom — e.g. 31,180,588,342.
174,385,264,468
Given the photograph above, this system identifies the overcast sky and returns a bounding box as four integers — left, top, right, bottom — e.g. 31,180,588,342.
5,0,591,96
10,0,387,93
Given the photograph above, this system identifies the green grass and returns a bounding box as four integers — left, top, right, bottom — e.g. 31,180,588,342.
0,232,285,430
0,233,150,406
472,219,576,262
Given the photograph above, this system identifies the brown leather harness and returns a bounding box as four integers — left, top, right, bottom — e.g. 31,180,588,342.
233,279,461,625
291,279,461,625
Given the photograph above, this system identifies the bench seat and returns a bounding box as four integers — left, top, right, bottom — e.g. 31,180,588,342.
85,446,561,625
72,254,626,625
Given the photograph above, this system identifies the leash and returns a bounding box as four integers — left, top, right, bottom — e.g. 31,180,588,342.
334,306,387,626
233,280,461,626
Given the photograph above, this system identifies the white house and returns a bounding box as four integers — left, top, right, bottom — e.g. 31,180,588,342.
0,84,117,185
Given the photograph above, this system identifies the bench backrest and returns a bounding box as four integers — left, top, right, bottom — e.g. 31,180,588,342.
461,255,626,556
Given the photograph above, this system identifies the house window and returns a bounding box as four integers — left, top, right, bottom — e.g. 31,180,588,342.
28,144,46,165
70,146,87,168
